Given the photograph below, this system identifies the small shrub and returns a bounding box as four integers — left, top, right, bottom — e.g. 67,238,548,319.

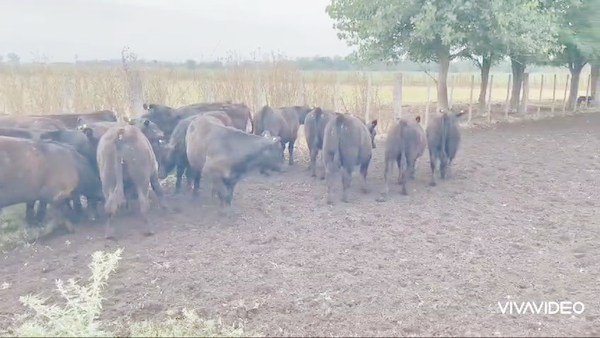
5,248,263,337
9,248,124,337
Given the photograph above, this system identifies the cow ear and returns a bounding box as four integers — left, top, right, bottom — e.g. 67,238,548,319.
143,119,150,126
82,127,93,140
371,119,378,127
143,103,149,110
456,111,466,118
415,116,421,123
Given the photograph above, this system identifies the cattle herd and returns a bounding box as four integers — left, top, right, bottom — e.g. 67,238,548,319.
0,101,465,240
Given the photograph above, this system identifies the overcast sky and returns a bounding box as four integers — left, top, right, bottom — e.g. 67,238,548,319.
0,0,354,62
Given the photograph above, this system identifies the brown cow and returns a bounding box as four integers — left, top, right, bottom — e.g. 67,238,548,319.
253,105,312,166
141,102,253,137
426,109,465,186
31,110,118,129
303,107,336,178
186,115,283,211
158,111,234,193
0,115,67,130
0,136,103,235
96,125,166,240
322,113,377,204
377,116,427,201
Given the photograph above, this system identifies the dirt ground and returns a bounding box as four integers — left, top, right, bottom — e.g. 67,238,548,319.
1,112,600,337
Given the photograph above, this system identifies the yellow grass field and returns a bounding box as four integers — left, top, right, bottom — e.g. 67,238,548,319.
0,61,593,130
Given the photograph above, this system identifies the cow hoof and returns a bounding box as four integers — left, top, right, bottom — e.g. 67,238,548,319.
361,188,370,194
144,231,155,237
401,189,408,196
105,234,117,241
429,181,436,187
376,196,387,202
326,199,334,205
341,197,350,203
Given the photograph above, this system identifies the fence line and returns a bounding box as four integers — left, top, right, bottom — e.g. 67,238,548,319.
0,61,598,131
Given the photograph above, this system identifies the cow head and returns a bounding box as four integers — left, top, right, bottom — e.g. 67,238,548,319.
260,132,284,173
368,119,378,149
129,118,166,161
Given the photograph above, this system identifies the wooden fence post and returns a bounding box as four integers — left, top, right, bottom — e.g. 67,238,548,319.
255,74,266,113
504,74,511,120
519,73,530,114
468,74,474,123
487,75,494,122
425,77,432,127
537,74,544,118
562,74,570,113
393,73,403,120
449,75,455,108
62,78,74,113
595,75,600,107
551,74,557,115
585,73,591,108
365,73,372,122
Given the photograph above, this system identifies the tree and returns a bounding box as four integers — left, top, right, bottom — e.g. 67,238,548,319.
7,52,20,64
543,0,600,110
460,0,558,110
327,0,559,110
327,0,477,109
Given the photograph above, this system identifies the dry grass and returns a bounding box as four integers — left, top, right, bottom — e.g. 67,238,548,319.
0,53,593,133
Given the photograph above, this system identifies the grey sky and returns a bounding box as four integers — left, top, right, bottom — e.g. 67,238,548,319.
0,0,354,62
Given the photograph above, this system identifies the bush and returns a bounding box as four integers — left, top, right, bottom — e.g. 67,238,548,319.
5,248,261,337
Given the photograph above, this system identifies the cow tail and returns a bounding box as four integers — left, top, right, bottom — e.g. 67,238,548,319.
334,113,345,167
255,105,271,134
441,113,448,162
105,128,126,215
313,107,323,149
398,120,409,174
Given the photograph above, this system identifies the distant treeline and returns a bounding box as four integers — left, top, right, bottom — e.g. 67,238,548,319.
10,55,572,74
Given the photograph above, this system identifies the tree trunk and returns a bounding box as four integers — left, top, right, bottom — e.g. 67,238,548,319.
437,47,450,110
591,62,599,101
478,55,493,110
567,64,584,111
509,56,526,111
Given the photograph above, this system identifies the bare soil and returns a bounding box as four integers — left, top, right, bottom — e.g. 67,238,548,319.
1,112,600,337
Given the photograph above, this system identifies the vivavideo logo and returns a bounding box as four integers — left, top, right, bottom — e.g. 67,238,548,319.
498,301,585,315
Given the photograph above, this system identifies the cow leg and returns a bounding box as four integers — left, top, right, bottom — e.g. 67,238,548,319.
308,147,318,177
192,170,202,198
398,154,408,195
377,160,392,202
440,153,449,180
36,202,48,225
341,166,353,203
72,196,84,222
359,158,370,194
137,185,154,236
325,163,337,205
288,140,295,165
174,164,185,193
150,173,167,211
25,202,37,226
429,151,437,187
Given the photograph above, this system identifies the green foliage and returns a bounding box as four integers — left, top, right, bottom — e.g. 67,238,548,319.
129,309,259,337
547,0,600,68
